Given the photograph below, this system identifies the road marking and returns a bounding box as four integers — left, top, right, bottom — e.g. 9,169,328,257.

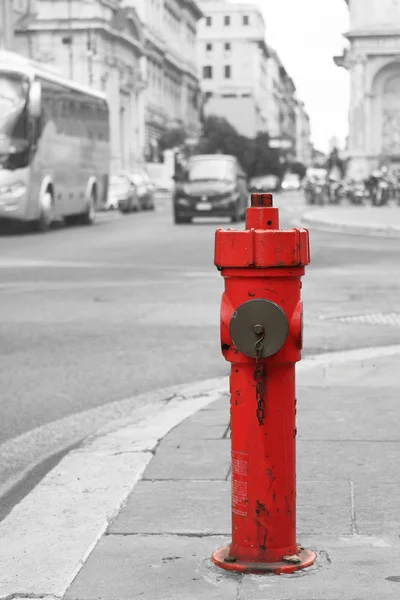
320,312,400,327
0,259,118,269
1,343,400,598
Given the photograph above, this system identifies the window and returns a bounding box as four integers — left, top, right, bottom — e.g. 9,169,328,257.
206,16,212,26
224,42,231,52
206,43,212,52
243,15,249,25
203,65,213,79
224,65,231,79
224,15,230,26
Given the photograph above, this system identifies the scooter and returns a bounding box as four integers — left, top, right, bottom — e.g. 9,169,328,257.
347,181,366,205
327,180,343,204
371,178,390,206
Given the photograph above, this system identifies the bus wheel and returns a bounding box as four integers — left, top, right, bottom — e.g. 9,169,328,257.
34,191,53,232
80,192,96,225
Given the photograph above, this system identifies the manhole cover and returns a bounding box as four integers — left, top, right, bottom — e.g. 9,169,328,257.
319,312,400,327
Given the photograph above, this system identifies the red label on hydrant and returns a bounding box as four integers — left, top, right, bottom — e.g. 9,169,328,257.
232,450,248,516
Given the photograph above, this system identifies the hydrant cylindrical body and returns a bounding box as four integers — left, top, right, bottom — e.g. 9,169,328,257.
212,193,316,575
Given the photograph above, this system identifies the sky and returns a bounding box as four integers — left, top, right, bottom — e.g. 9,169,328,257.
227,0,351,153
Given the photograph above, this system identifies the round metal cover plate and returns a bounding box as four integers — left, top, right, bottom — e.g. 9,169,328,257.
229,299,289,358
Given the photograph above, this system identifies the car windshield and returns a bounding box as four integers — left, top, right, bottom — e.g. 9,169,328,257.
0,72,29,151
186,159,235,182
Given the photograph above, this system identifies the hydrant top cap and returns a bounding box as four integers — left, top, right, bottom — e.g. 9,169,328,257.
251,193,273,207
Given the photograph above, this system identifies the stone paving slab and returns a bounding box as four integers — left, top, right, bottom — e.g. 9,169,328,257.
238,535,400,600
184,407,230,426
300,360,400,389
109,480,231,535
297,481,351,535
297,386,400,441
65,534,238,600
143,439,231,481
353,482,400,536
65,533,400,600
297,440,400,482
109,480,352,538
165,421,228,443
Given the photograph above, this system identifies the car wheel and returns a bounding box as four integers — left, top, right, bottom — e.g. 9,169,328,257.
174,214,191,224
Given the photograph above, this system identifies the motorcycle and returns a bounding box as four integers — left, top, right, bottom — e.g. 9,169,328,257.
347,181,366,205
371,178,390,206
312,181,327,205
327,180,343,204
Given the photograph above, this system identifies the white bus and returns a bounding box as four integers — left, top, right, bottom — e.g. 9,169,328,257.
0,51,109,231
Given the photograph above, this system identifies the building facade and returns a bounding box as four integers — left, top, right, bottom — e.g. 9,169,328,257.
123,0,203,162
295,100,312,166
197,0,269,138
12,0,146,171
0,0,32,51
335,0,400,178
197,0,310,165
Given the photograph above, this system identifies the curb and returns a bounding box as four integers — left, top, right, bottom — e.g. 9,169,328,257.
0,386,227,600
1,344,400,599
299,211,400,238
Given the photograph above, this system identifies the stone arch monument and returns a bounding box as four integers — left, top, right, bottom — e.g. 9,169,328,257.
335,0,400,179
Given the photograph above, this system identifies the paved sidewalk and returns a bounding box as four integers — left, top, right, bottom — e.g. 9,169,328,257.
60,351,400,600
301,205,400,237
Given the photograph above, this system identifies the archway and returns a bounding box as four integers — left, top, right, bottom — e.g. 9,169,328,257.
381,74,400,156
371,62,400,169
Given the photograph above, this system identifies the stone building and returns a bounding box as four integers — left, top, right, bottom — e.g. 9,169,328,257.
335,0,400,178
295,100,312,167
12,0,146,171
197,0,309,166
197,0,269,138
0,0,33,51
123,0,203,162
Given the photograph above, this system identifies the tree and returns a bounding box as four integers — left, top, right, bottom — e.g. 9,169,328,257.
290,161,307,179
195,116,249,169
195,116,282,177
159,126,187,153
248,133,284,179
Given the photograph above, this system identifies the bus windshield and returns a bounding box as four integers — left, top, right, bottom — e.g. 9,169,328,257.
0,72,29,154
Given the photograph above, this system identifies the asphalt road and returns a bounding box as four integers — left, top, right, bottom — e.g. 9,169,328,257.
1,191,399,507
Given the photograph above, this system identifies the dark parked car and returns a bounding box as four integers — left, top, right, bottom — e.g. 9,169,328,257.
173,154,248,224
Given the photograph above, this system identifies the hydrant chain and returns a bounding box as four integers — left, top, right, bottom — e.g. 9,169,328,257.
254,329,266,426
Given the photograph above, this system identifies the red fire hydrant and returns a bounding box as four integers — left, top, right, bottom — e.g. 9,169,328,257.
212,193,316,575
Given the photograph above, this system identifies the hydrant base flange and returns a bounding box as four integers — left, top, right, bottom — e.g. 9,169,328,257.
211,546,317,575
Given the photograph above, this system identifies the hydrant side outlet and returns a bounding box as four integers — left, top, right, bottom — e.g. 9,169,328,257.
212,193,317,575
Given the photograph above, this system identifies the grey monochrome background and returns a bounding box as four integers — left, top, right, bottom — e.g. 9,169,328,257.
0,1,400,599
